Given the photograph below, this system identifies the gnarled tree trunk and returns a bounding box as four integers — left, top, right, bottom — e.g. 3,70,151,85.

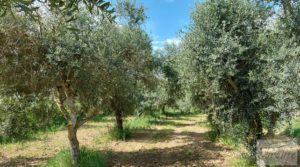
67,124,80,164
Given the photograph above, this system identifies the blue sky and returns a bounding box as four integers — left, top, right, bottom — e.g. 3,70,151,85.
135,0,200,50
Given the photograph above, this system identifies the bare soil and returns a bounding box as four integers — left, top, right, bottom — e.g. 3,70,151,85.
0,114,234,167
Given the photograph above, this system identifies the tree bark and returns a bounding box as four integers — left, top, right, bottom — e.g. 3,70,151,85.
115,109,124,132
162,104,166,114
67,124,80,164
246,111,263,157
255,111,263,139
267,112,279,137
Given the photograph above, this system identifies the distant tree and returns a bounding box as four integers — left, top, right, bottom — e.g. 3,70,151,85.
103,26,153,133
153,44,183,114
264,0,300,39
104,0,153,133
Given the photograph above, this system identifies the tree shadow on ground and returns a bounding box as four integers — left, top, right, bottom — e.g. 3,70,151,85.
107,130,231,167
149,120,196,127
0,113,227,167
162,111,202,118
128,129,175,143
0,156,49,167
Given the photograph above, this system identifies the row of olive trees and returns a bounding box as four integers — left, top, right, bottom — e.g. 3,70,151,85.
178,0,299,156
0,0,153,164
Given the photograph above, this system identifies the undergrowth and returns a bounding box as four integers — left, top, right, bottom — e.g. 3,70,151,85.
43,148,107,167
284,118,300,138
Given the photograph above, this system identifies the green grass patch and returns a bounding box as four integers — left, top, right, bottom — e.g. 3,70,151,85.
206,130,242,149
108,127,132,141
94,116,155,142
284,118,300,138
43,148,107,167
93,126,132,143
125,116,154,130
112,116,156,140
91,114,112,123
228,156,256,167
219,135,242,149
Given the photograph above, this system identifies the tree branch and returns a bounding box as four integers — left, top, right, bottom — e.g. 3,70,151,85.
55,86,70,121
78,108,102,127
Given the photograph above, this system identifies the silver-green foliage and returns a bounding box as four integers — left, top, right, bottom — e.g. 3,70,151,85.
181,0,299,154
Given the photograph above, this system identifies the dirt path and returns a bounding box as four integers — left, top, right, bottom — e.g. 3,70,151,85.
0,114,233,167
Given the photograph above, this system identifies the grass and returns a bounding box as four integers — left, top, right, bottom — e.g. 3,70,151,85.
284,118,300,138
43,148,107,167
92,114,112,123
94,116,155,143
207,131,241,148
125,116,154,130
219,135,243,149
108,127,132,141
93,112,186,142
93,126,131,144
111,116,157,140
227,156,256,167
205,125,255,167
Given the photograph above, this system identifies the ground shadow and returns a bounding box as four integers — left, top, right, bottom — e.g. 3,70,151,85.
0,113,229,167
128,129,175,143
162,111,202,118
149,120,196,127
0,156,49,167
107,130,231,167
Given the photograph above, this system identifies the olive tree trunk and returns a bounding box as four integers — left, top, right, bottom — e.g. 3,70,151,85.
115,109,124,132
67,124,80,164
246,111,263,157
267,112,279,137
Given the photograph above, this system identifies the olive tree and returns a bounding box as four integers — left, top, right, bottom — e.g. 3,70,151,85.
183,0,272,154
258,0,300,135
0,0,115,21
153,44,183,114
102,26,153,133
0,10,114,163
102,0,153,133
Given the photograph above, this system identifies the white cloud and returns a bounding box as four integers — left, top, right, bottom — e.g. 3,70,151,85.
152,37,182,51
152,40,164,45
153,45,164,50
165,37,181,46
